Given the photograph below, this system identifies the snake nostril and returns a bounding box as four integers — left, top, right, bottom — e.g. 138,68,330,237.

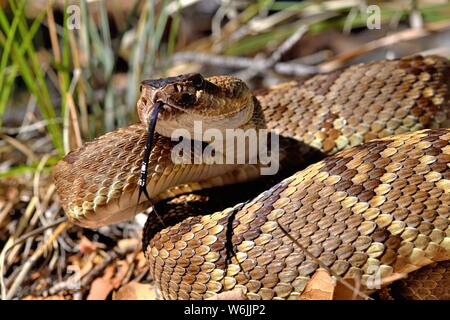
141,97,148,105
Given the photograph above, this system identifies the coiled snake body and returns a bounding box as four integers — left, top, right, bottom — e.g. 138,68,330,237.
54,55,450,299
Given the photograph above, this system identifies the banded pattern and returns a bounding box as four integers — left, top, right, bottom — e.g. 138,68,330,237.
258,55,450,154
388,260,450,299
54,124,244,228
145,129,450,300
53,55,450,299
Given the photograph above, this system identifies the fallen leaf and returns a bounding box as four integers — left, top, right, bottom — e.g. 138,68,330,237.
334,278,362,300
113,282,156,300
299,268,336,300
111,260,130,288
87,265,115,300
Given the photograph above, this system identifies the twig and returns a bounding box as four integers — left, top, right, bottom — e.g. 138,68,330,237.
277,220,373,300
4,221,69,300
269,25,309,66
33,154,51,219
5,185,58,271
133,266,149,283
0,201,13,229
235,24,309,80
0,134,37,162
8,217,68,250
172,51,317,76
173,51,264,69
273,61,319,76
0,119,62,135
80,245,138,290
47,278,78,296
318,20,450,72
0,196,37,277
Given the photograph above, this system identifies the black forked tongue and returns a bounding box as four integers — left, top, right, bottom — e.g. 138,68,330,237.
136,101,165,226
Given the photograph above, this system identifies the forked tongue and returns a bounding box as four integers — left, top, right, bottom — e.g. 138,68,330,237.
136,101,164,225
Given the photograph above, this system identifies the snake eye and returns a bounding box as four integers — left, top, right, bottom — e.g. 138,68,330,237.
191,74,204,89
180,93,195,105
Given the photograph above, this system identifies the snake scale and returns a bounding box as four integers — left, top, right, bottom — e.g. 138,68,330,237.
54,55,450,300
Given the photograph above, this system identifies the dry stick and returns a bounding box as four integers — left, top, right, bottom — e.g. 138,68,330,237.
173,52,259,69
79,246,138,290
0,134,37,161
172,52,318,77
66,92,83,151
4,221,69,300
65,67,83,151
69,31,89,138
0,201,13,229
134,266,150,283
47,6,61,63
1,119,62,135
44,244,139,296
228,9,300,45
69,28,89,141
235,24,310,81
1,215,68,296
318,20,450,73
65,66,83,151
32,154,50,221
47,278,78,296
233,11,338,80
8,217,68,251
47,4,82,154
7,183,58,271
0,196,37,291
18,95,38,139
276,220,373,300
120,248,141,286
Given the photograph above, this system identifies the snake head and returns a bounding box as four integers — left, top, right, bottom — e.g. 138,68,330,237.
137,73,206,123
137,73,255,139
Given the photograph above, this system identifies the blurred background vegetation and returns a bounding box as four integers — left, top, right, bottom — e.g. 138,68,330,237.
1,0,450,299
2,0,450,175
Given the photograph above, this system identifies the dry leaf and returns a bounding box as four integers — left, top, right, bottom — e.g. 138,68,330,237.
333,278,362,300
111,260,130,288
299,268,336,300
113,282,156,300
87,265,115,300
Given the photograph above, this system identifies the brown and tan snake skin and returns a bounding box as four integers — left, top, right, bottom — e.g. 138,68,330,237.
54,55,450,300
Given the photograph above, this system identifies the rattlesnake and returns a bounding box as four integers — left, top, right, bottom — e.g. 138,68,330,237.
54,55,450,299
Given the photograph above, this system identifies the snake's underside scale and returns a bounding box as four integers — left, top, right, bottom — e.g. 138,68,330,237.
54,55,450,299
